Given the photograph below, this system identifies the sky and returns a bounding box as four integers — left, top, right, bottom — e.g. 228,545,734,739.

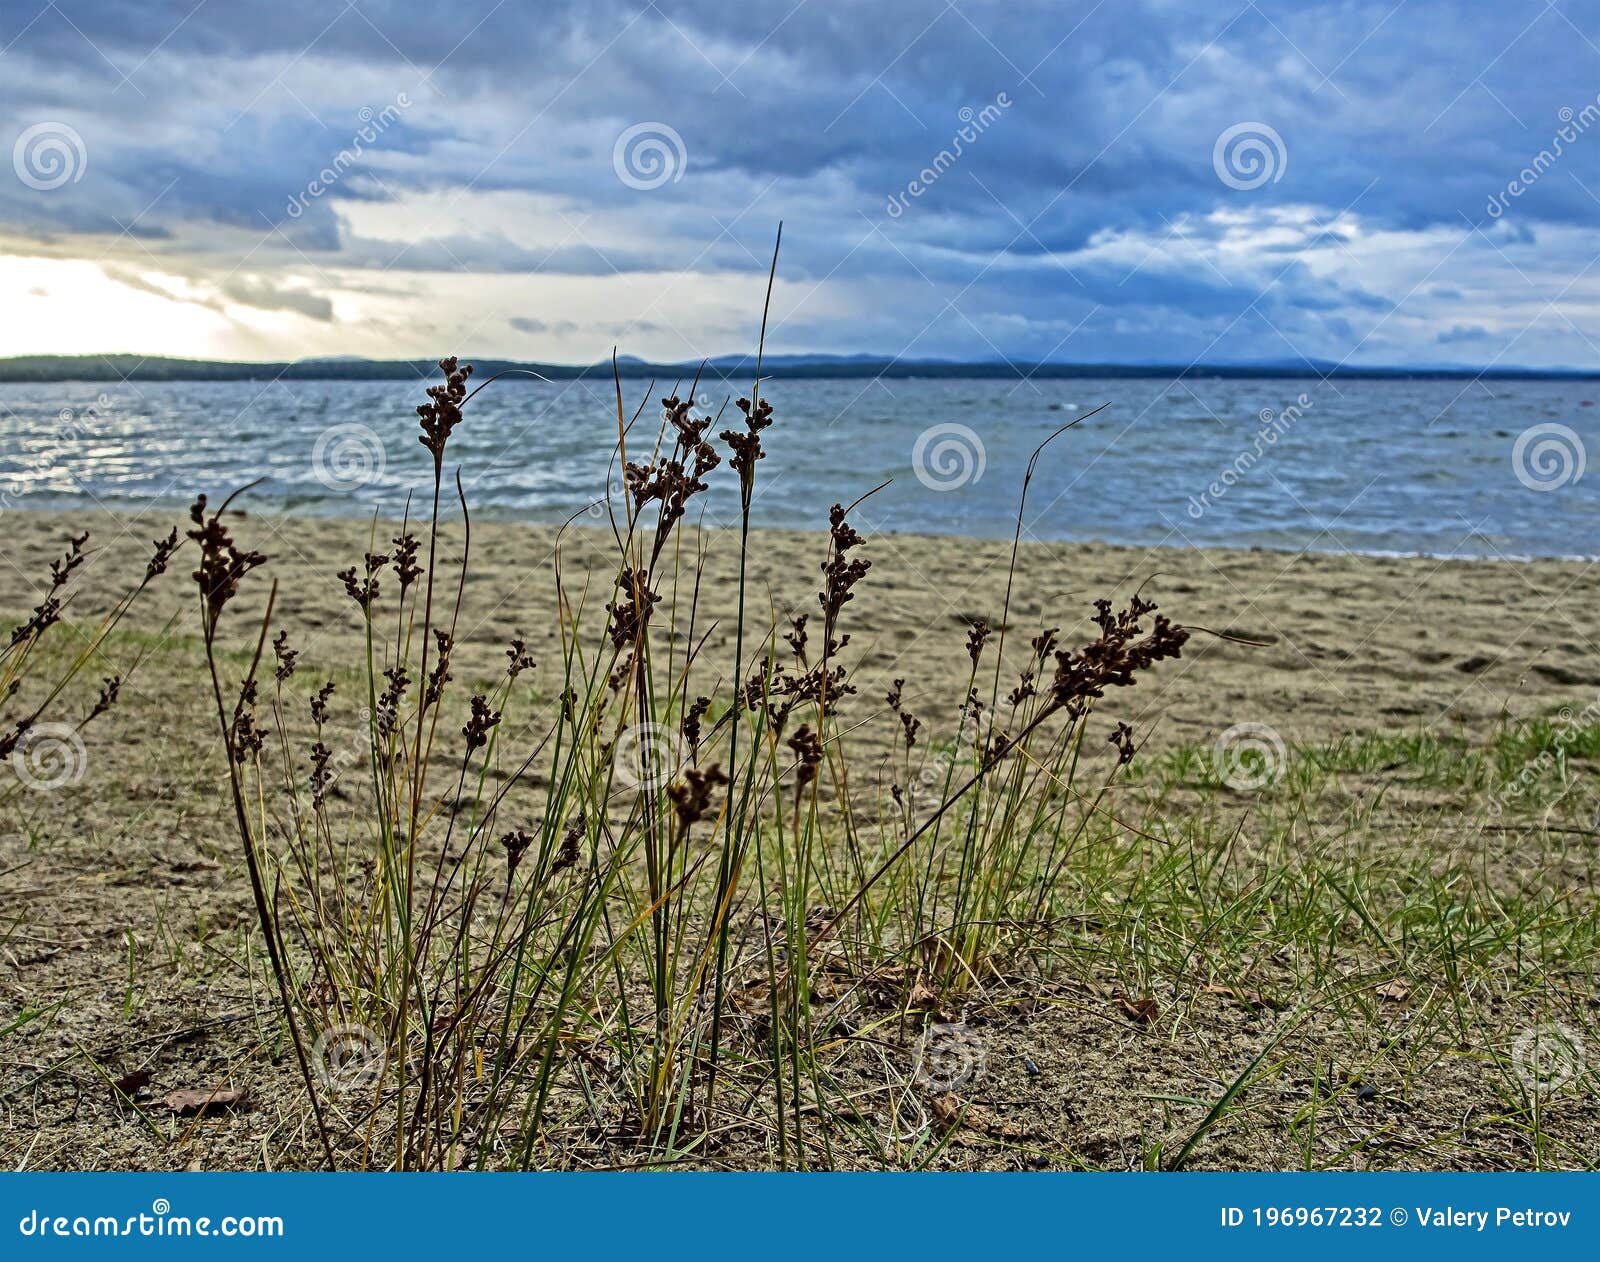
2,0,1600,369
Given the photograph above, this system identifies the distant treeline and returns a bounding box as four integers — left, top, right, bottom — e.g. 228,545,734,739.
1,354,1596,384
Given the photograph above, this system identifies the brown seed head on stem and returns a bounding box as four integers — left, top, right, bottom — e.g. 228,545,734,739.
417,357,472,464
187,494,267,629
1048,596,1188,709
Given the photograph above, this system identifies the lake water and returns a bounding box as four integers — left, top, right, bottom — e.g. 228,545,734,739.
2,374,1596,558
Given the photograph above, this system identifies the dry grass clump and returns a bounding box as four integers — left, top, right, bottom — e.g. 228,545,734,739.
3,315,1192,1172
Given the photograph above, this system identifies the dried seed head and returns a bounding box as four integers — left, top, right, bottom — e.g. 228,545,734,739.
9,533,94,647
310,680,335,726
626,397,722,531
229,678,264,763
505,636,535,679
552,812,585,874
425,629,452,706
188,495,267,625
500,828,534,876
818,503,870,656
8,593,61,647
462,693,501,752
1048,596,1188,708
787,723,824,789
337,565,379,610
720,394,774,490
607,650,634,694
272,630,298,682
785,613,808,661
391,533,421,591
309,740,335,807
146,527,180,582
1006,669,1035,708
417,357,472,462
376,667,408,736
966,619,991,667
682,695,711,759
1108,721,1136,765
0,720,28,761
50,532,89,588
87,675,121,722
606,568,659,648
668,765,728,828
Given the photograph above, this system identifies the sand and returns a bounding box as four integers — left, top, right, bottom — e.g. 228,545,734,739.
5,506,1595,747
2,508,1596,1171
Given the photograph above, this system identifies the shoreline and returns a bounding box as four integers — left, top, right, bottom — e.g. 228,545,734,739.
1,503,1592,567
5,506,1595,752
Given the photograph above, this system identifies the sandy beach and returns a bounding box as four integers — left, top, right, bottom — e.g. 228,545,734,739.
5,507,1595,746
3,508,1598,1171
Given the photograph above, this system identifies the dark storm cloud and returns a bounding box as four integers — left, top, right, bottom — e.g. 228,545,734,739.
3,0,1599,362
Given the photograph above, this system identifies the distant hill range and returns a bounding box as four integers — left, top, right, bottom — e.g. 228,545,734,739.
0,352,1595,383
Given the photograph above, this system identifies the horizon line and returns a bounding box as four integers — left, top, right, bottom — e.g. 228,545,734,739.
1,351,1597,384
